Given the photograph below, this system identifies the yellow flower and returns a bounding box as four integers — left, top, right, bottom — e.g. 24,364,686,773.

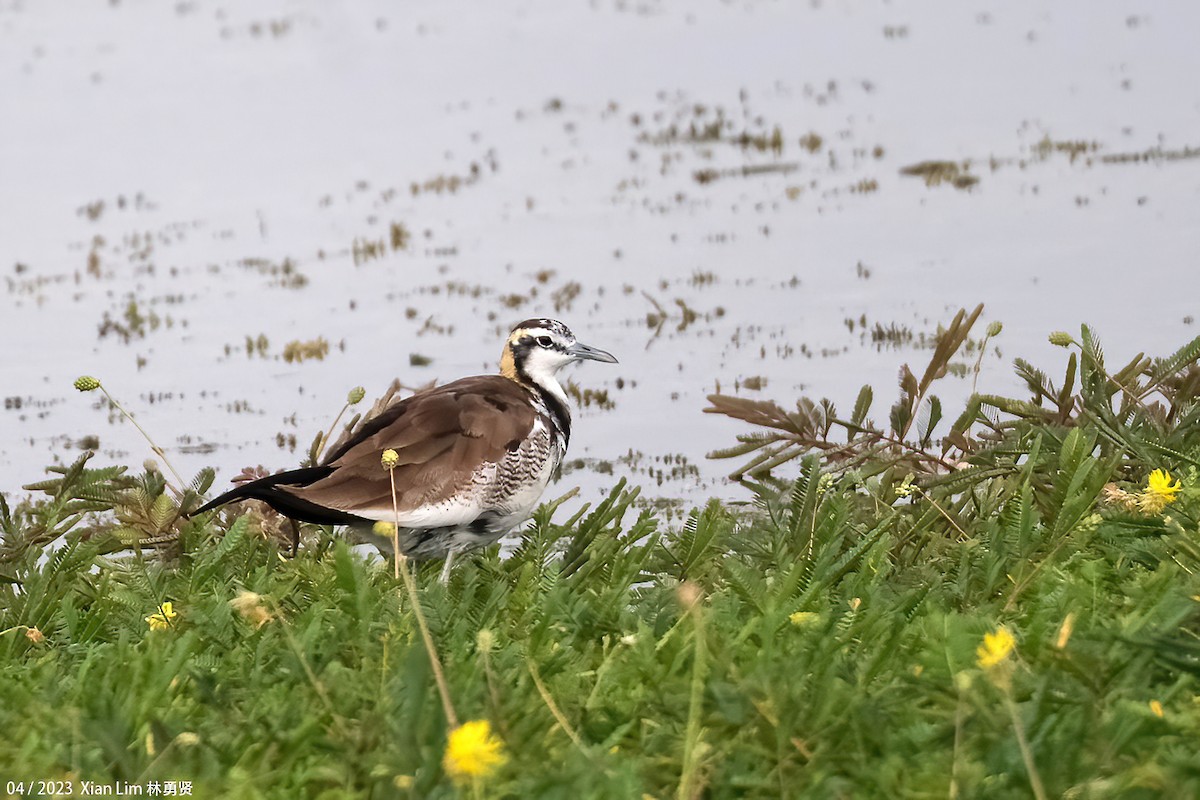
443,720,506,785
145,602,178,631
976,626,1015,669
373,520,396,537
1139,469,1181,513
381,449,400,470
1149,700,1164,718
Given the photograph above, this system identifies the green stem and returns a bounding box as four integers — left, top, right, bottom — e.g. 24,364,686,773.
949,682,965,799
971,332,993,397
315,401,351,463
1005,694,1047,800
527,657,597,763
678,594,708,800
389,467,458,728
100,386,186,496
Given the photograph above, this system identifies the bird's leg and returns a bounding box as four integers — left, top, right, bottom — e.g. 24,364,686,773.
288,519,300,557
439,549,457,585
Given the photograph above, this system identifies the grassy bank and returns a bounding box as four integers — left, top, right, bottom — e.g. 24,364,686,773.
3,319,1200,798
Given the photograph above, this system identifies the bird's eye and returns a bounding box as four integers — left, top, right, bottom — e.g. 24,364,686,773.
536,336,553,348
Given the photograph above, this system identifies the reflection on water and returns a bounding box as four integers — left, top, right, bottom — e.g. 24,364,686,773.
3,0,1200,514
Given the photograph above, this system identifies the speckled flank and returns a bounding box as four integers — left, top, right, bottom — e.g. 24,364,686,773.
353,396,566,558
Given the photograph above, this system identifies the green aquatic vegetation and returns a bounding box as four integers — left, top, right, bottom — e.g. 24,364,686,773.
409,167,482,197
563,380,615,411
898,159,979,189
2,318,1199,796
637,106,784,155
551,281,582,313
1100,144,1200,165
693,161,800,185
849,177,879,193
281,337,330,364
97,297,165,343
390,221,411,251
351,236,389,266
798,131,823,153
237,257,308,289
1032,135,1099,163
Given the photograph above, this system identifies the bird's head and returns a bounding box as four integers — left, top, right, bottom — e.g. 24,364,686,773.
500,318,617,400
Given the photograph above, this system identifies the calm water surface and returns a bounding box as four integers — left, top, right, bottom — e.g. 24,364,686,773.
3,0,1199,516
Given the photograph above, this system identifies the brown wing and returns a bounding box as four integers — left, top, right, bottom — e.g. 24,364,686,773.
284,376,536,516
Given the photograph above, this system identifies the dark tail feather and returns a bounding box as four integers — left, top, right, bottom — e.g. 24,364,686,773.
189,467,365,526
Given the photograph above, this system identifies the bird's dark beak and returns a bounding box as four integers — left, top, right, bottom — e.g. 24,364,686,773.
567,341,618,364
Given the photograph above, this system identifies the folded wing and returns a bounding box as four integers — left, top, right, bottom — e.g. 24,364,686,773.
283,376,537,520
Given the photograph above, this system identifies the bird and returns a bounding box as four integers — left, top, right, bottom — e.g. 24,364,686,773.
192,318,617,580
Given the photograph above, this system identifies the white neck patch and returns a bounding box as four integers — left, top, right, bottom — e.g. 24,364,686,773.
520,344,571,408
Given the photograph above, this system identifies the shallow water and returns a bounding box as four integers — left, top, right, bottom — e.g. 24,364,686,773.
3,0,1199,516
